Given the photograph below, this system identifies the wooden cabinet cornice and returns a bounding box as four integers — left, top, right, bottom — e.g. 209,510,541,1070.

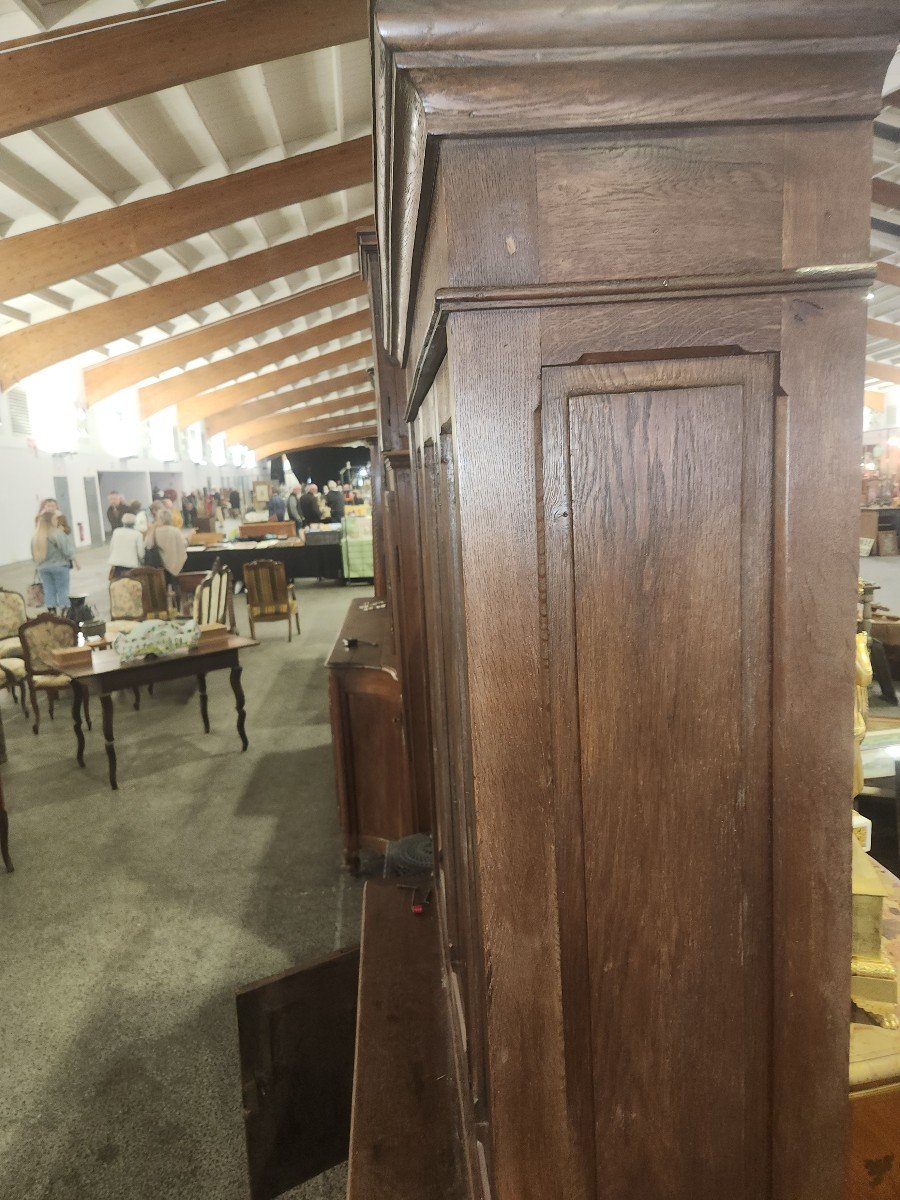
373,0,896,364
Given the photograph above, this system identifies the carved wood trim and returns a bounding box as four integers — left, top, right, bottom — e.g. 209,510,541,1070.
373,0,895,364
404,263,875,422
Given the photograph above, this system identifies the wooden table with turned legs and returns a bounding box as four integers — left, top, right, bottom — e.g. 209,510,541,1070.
48,636,258,791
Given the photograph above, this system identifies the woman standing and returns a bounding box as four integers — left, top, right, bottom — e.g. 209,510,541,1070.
32,511,76,612
146,508,188,585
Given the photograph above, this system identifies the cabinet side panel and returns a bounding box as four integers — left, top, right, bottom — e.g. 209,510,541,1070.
449,309,586,1200
549,357,774,1200
771,291,864,1200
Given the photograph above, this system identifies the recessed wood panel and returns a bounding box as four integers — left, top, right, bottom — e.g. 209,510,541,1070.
537,132,783,284
541,354,776,1200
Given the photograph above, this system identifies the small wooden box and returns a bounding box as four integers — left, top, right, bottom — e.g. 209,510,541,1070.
198,623,229,647
50,646,93,668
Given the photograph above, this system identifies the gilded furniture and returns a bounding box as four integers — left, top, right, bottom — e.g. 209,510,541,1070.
48,635,257,791
327,599,416,872
18,613,91,736
243,559,299,641
0,587,27,658
849,859,900,1196
192,561,237,634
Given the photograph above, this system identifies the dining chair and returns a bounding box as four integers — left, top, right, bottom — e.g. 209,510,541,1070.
18,613,92,736
0,587,27,658
128,567,179,620
107,576,145,636
0,658,27,714
244,559,300,642
193,560,238,633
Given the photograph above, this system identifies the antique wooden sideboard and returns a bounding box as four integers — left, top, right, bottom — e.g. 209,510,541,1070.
235,3,900,1198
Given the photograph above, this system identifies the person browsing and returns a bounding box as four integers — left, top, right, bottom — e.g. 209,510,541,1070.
108,512,145,579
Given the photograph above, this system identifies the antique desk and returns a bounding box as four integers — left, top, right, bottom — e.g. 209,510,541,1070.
47,636,258,791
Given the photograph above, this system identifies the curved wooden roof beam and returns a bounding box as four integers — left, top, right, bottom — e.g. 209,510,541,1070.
0,137,371,303
225,388,376,445
0,218,370,388
0,0,368,138
176,340,372,427
207,368,371,438
83,274,367,405
253,424,377,459
139,308,370,416
244,408,376,451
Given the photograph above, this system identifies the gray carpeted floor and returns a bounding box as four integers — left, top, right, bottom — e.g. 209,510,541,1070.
0,547,365,1199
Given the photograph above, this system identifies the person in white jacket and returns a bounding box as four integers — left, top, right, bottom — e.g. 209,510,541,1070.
108,513,145,579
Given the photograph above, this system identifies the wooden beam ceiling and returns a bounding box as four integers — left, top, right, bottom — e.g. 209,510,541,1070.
868,317,900,342
139,308,371,416
866,358,900,386
0,218,370,388
244,408,377,450
225,388,376,445
0,0,368,138
876,261,900,289
83,275,367,405
254,424,378,459
0,137,372,302
176,341,372,427
208,368,371,438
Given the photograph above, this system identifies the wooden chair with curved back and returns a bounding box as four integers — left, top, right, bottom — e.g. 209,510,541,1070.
192,560,237,634
128,567,178,620
244,559,300,642
0,587,27,658
107,576,145,636
19,612,91,736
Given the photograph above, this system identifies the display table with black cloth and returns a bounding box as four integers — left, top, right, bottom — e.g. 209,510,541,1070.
46,635,258,791
184,541,344,584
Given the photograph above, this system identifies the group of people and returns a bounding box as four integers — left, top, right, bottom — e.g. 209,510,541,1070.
31,498,78,613
274,481,358,532
106,492,189,583
179,488,242,528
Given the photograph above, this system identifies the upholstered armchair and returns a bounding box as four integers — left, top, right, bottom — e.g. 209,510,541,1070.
192,562,237,634
244,559,300,642
0,658,27,715
107,576,145,636
18,613,91,736
0,588,27,658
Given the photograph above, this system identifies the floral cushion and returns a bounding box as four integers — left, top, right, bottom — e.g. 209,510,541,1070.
112,619,200,664
33,673,72,689
0,636,22,658
20,619,76,674
106,620,140,636
0,590,26,639
109,577,144,621
0,658,26,680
